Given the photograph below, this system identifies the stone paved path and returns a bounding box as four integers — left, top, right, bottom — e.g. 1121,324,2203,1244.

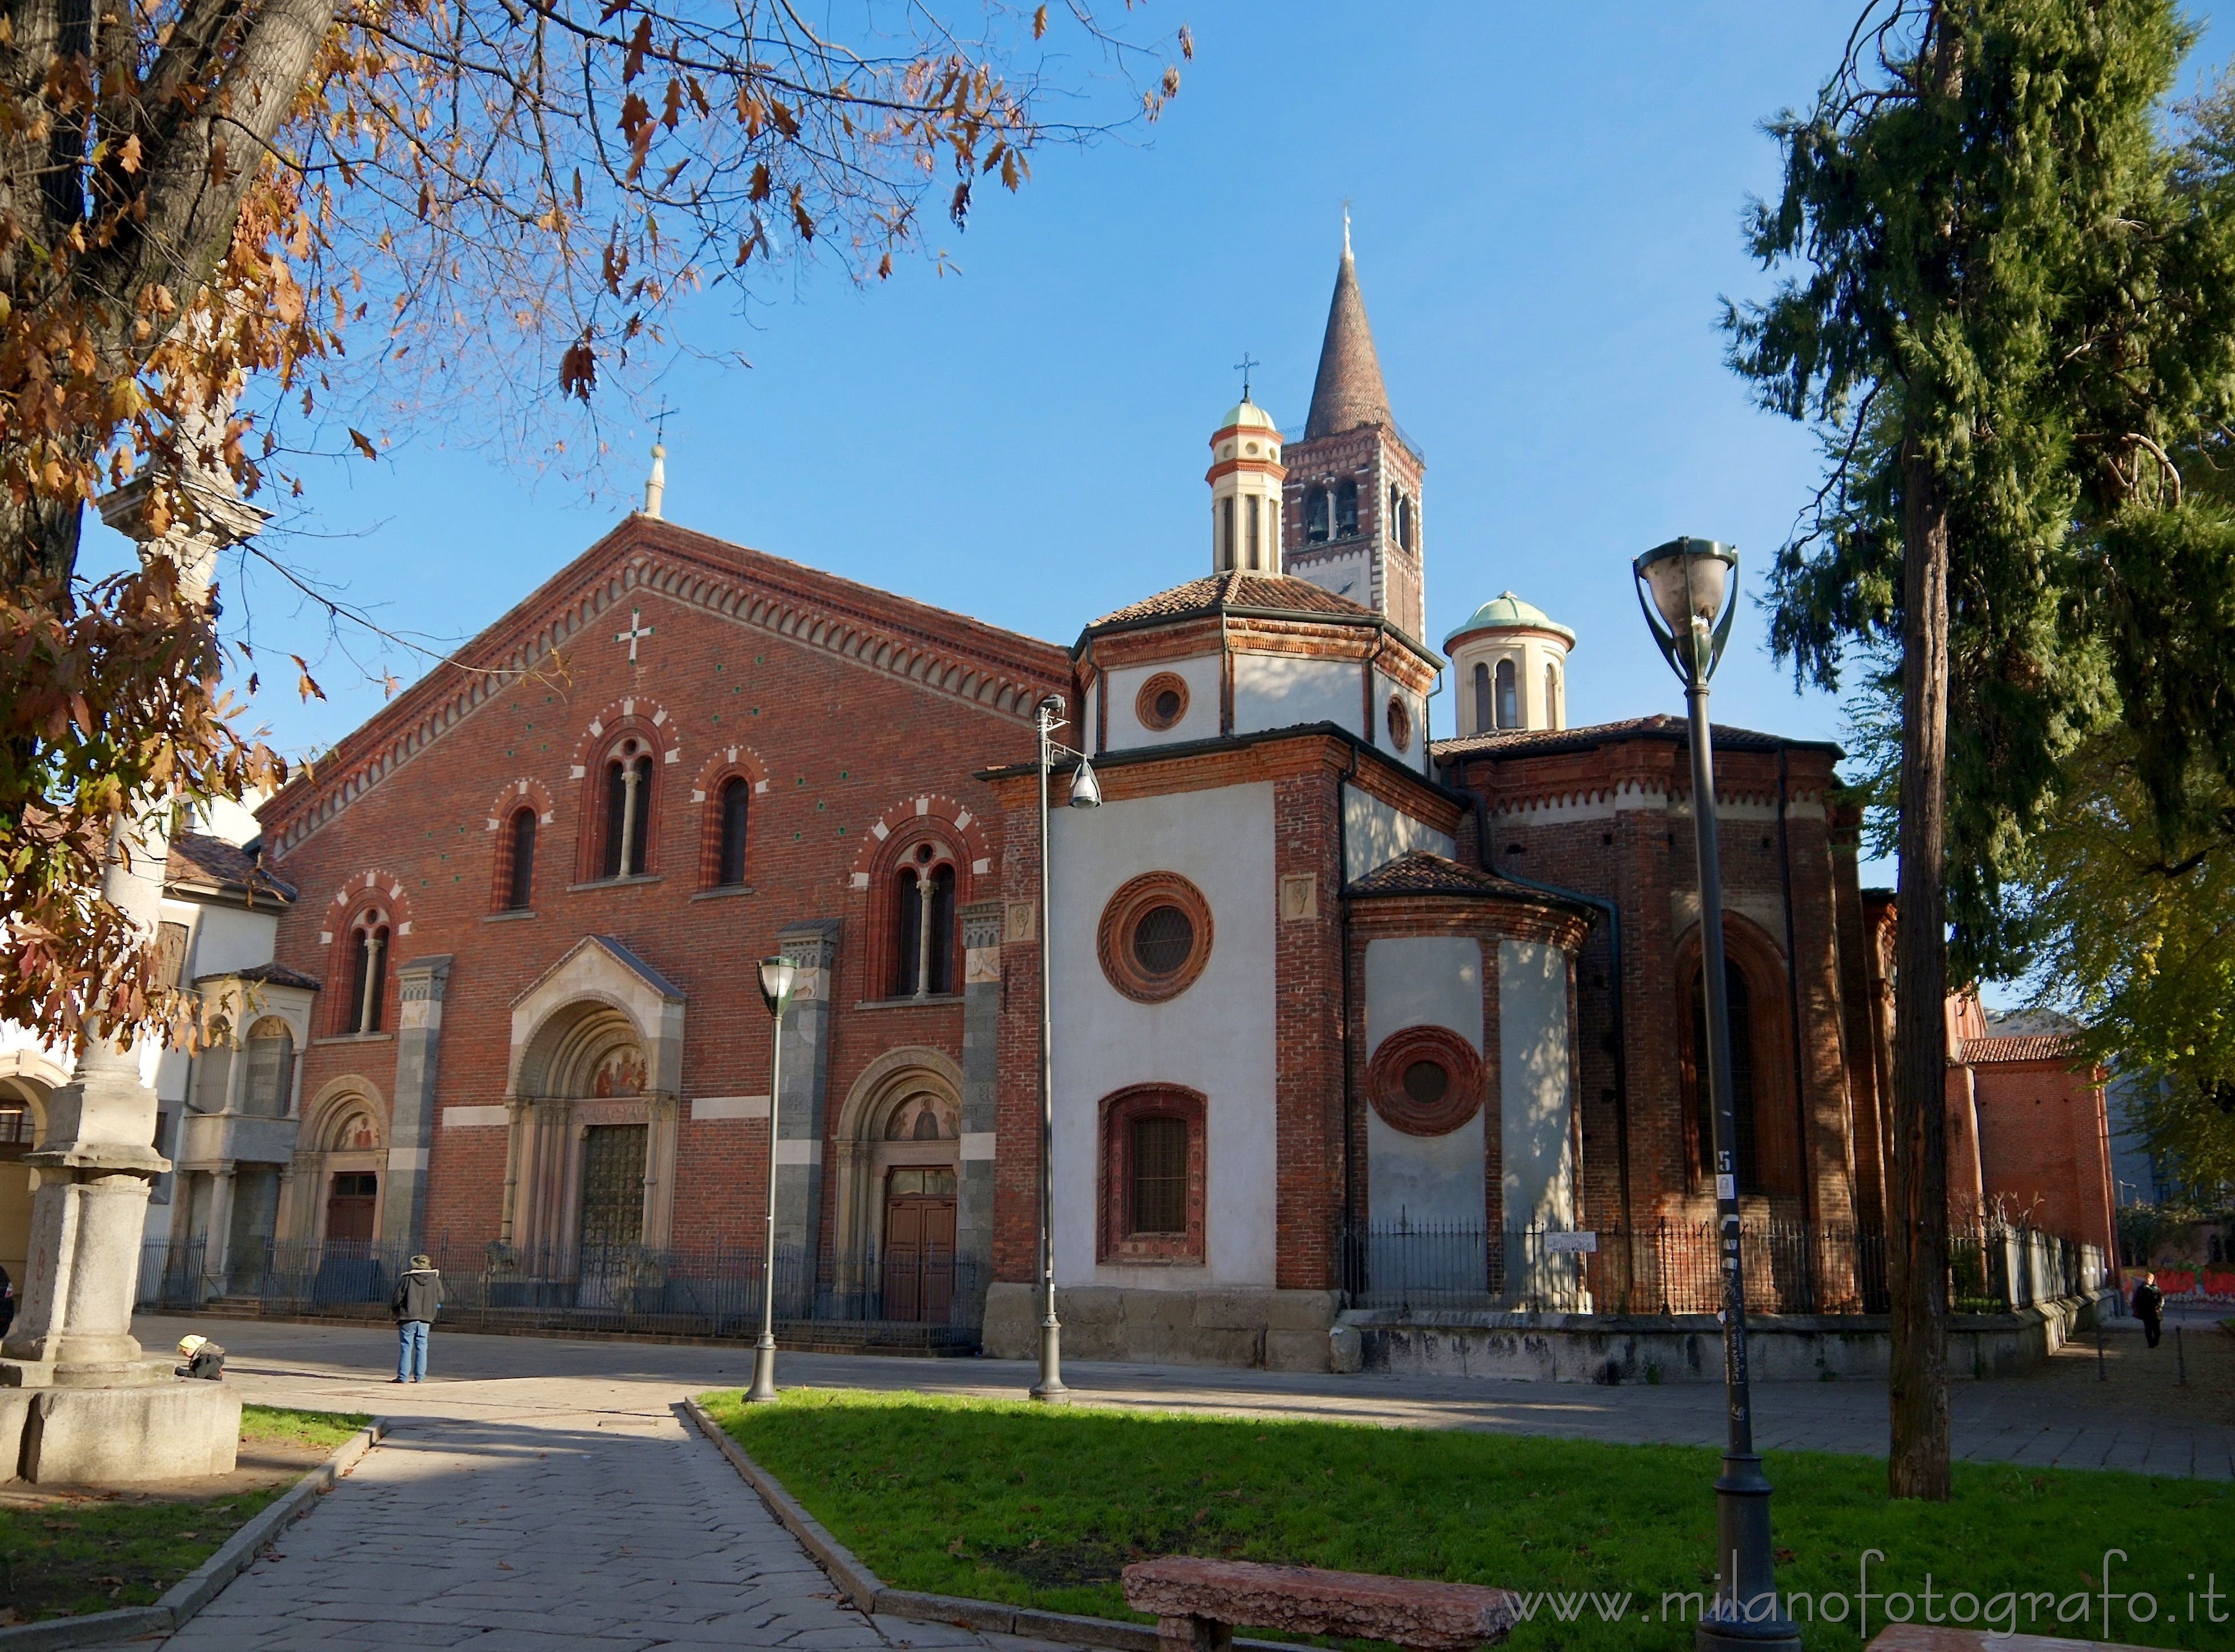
142,1302,2232,1648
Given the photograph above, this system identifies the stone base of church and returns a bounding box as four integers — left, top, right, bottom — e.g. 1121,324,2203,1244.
0,1377,241,1484
981,1282,1337,1372
1342,1285,2120,1386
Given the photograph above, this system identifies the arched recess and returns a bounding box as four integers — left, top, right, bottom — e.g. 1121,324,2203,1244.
831,1047,966,1262
288,1076,390,1245
0,1073,53,1293
1673,912,1801,1204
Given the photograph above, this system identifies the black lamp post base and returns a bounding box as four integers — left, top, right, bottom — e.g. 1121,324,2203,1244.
1028,1320,1068,1403
1695,1615,1803,1651
1695,1450,1799,1650
744,1338,779,1404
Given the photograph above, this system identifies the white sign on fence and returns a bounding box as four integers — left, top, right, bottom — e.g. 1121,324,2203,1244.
1545,1231,1599,1254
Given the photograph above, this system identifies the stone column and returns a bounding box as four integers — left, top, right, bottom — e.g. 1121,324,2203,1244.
772,921,838,1276
958,901,1003,1322
383,955,452,1252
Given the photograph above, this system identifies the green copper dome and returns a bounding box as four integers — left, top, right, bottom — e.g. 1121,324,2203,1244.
1444,591,1576,649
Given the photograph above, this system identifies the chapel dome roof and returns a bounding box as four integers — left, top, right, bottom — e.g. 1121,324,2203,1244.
1444,591,1576,649
1217,398,1280,434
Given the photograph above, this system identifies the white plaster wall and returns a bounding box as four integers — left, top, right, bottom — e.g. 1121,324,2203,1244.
1050,783,1277,1289
1369,667,1429,775
1101,652,1223,753
1232,653,1359,740
1287,546,1373,610
1498,938,1575,1229
1341,785,1457,883
187,904,281,981
1364,937,1485,1227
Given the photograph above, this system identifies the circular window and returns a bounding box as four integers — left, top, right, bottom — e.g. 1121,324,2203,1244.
1386,695,1412,752
1136,672,1190,733
1367,1024,1483,1137
1245,441,1260,456
1098,872,1214,1003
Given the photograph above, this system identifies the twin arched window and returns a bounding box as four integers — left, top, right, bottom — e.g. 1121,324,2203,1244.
344,911,389,1034
602,737,655,878
1387,486,1415,551
892,843,959,997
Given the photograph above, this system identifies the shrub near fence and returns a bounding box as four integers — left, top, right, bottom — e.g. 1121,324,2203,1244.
136,1235,984,1345
1343,1220,2104,1317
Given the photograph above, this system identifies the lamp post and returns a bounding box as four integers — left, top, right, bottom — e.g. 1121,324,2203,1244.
1031,694,1102,1404
1633,538,1800,1652
746,953,799,1404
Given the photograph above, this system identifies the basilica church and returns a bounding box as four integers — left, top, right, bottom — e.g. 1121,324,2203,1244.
207,235,1888,1369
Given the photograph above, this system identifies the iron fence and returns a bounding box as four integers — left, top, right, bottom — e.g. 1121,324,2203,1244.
135,1234,983,1341
1343,1218,2104,1317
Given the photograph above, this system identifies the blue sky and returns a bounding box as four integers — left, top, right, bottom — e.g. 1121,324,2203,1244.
84,2,2235,913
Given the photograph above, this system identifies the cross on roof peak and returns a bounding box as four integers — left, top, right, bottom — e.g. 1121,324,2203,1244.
614,607,655,664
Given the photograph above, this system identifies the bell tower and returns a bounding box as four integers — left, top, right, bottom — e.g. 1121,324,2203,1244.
1280,220,1425,640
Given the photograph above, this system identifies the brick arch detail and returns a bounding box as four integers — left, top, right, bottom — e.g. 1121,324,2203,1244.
317,868,415,947
484,777,556,831
1671,910,1800,1201
846,793,990,888
571,705,678,882
566,696,682,775
691,744,770,802
693,745,770,887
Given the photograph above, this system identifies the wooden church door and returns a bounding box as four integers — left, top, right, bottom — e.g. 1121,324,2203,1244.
882,1168,956,1321
325,1172,378,1245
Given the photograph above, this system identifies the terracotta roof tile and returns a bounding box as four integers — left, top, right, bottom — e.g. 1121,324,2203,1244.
166,833,297,902
1346,851,1592,915
1304,243,1394,441
1088,571,1380,631
1965,1034,2087,1065
195,960,323,991
1433,714,1839,761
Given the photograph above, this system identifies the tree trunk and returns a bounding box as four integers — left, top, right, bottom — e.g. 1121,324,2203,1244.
1888,432,1954,1501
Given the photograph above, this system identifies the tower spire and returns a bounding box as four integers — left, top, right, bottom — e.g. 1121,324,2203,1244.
1304,221,1392,441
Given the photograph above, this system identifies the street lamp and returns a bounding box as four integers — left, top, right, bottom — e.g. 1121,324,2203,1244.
746,953,799,1404
1032,695,1100,1403
1634,537,1800,1652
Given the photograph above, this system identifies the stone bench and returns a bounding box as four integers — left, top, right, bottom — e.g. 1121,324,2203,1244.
1869,1627,2157,1650
1121,1556,1523,1652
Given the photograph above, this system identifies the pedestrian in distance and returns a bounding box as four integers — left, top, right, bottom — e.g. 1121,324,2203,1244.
391,1253,443,1382
2132,1269,2164,1349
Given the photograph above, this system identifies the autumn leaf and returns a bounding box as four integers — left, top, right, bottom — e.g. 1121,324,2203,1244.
1032,6,1047,39
290,656,326,702
623,15,652,84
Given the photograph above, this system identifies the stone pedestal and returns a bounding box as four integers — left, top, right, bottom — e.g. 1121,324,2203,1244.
5,1381,241,1484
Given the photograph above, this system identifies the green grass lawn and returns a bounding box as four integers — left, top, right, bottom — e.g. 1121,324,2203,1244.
703,1389,2230,1651
0,1403,369,1623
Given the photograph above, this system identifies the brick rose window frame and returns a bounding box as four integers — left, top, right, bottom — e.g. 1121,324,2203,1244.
1098,1084,1207,1264
1385,695,1412,752
1365,1023,1484,1137
1097,871,1215,1004
1135,672,1190,732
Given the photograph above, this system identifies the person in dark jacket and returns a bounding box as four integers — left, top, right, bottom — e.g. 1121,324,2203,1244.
390,1255,443,1382
2132,1270,2165,1348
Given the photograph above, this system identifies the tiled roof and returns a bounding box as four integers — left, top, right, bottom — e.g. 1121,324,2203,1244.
1434,713,1839,761
1304,243,1393,441
195,961,323,991
1966,1034,2086,1065
1087,571,1381,631
1346,851,1593,914
166,833,297,902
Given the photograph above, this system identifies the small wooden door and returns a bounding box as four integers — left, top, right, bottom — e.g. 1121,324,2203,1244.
325,1172,378,1244
882,1168,956,1321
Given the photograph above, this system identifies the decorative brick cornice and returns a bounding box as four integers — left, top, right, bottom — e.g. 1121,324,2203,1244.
259,516,1070,859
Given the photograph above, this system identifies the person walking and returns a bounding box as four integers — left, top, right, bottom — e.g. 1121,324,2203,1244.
390,1254,443,1382
2132,1270,2164,1349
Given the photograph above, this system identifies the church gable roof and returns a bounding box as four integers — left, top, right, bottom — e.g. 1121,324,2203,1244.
1087,571,1380,633
1304,242,1393,442
1346,849,1591,916
259,515,1072,857
1433,713,1843,763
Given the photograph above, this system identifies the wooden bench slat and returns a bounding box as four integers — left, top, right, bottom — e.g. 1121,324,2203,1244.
1123,1557,1522,1651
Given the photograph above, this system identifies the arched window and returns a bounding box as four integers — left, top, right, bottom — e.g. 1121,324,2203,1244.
503,807,537,910
1131,1116,1189,1233
716,776,751,887
1335,479,1359,538
1545,663,1561,731
241,1017,295,1118
1304,487,1331,545
345,912,389,1034
1472,662,1491,735
1495,659,1519,729
1220,496,1236,571
601,738,654,877
1098,1085,1207,1263
1399,494,1414,551
1691,959,1759,1189
1245,495,1262,570
891,845,960,998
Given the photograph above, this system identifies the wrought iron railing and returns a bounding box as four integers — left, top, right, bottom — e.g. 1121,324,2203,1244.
134,1234,983,1338
1342,1218,2105,1317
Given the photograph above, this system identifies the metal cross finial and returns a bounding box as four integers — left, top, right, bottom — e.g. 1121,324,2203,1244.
652,400,676,443
1233,351,1259,401
614,607,655,663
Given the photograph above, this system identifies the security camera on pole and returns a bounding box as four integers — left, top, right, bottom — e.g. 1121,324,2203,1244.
1030,695,1101,1403
1633,538,1801,1652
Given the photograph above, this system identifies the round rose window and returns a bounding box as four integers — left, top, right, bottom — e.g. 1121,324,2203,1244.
1137,673,1190,732
1367,1024,1484,1136
1098,873,1214,1003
